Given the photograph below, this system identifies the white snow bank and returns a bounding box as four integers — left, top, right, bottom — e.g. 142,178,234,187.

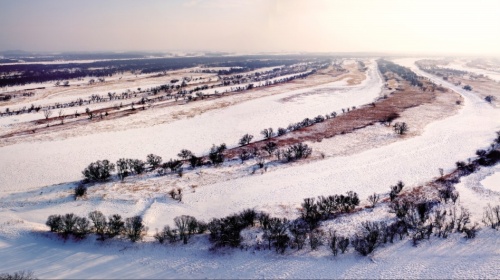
480,170,500,193
0,226,497,279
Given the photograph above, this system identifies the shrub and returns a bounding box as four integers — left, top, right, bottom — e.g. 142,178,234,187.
411,223,433,246
301,198,322,230
82,160,115,182
154,227,168,244
146,154,162,169
125,216,147,242
88,210,108,240
239,149,251,162
196,220,208,233
164,159,183,172
477,150,500,166
46,215,63,232
438,185,459,204
261,128,275,139
73,217,90,239
482,204,500,229
129,159,146,174
314,115,325,123
238,134,253,146
239,209,257,227
338,236,349,253
352,222,384,256
455,161,477,175
390,199,411,219
258,212,271,230
393,122,409,135
485,95,495,103
289,143,312,160
389,181,405,201
62,213,78,237
308,229,323,250
283,143,312,162
463,223,479,239
368,193,380,208
209,143,227,166
268,218,290,254
277,127,287,136
116,158,130,181
169,188,183,202
463,85,472,91
107,214,125,238
329,231,339,256
208,215,246,248
74,184,87,200
262,141,278,156
289,219,308,250
189,155,204,168
178,149,193,160
337,191,360,213
174,215,198,244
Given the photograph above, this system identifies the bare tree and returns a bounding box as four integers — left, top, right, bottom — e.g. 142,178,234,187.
42,108,52,120
262,141,278,156
238,134,254,146
174,215,198,244
394,122,409,135
261,128,275,139
178,149,193,160
368,193,380,208
58,109,64,124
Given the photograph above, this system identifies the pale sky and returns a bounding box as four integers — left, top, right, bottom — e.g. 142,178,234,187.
1,0,499,55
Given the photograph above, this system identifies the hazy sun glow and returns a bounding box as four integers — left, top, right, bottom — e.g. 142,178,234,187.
0,0,499,55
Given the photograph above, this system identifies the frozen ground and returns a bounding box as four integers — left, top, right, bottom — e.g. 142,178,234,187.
0,61,382,192
445,61,500,82
481,171,500,192
0,224,497,279
0,58,499,279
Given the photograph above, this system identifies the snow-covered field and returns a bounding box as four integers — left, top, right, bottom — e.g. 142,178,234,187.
0,61,382,192
0,224,497,279
445,61,500,82
0,58,499,279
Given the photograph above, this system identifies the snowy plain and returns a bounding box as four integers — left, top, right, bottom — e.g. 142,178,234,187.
0,61,382,192
0,58,499,279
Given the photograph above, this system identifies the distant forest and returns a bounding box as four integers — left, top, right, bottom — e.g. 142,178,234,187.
0,54,329,87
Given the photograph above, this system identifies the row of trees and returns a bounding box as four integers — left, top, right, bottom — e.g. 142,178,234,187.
0,55,310,87
378,59,424,88
81,139,313,186
46,211,147,242
73,131,500,256
50,181,500,257
1,60,325,117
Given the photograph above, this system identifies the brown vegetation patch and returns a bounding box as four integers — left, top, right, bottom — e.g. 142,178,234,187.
225,79,441,159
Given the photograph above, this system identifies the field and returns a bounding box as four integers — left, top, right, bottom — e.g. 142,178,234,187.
0,54,499,279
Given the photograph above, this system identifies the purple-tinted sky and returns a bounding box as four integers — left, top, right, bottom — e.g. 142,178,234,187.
1,0,499,55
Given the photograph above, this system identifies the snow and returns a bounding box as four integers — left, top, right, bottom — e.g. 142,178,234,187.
0,60,383,192
0,56,170,66
453,165,500,223
0,58,499,279
0,222,498,279
480,169,500,193
445,62,500,82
